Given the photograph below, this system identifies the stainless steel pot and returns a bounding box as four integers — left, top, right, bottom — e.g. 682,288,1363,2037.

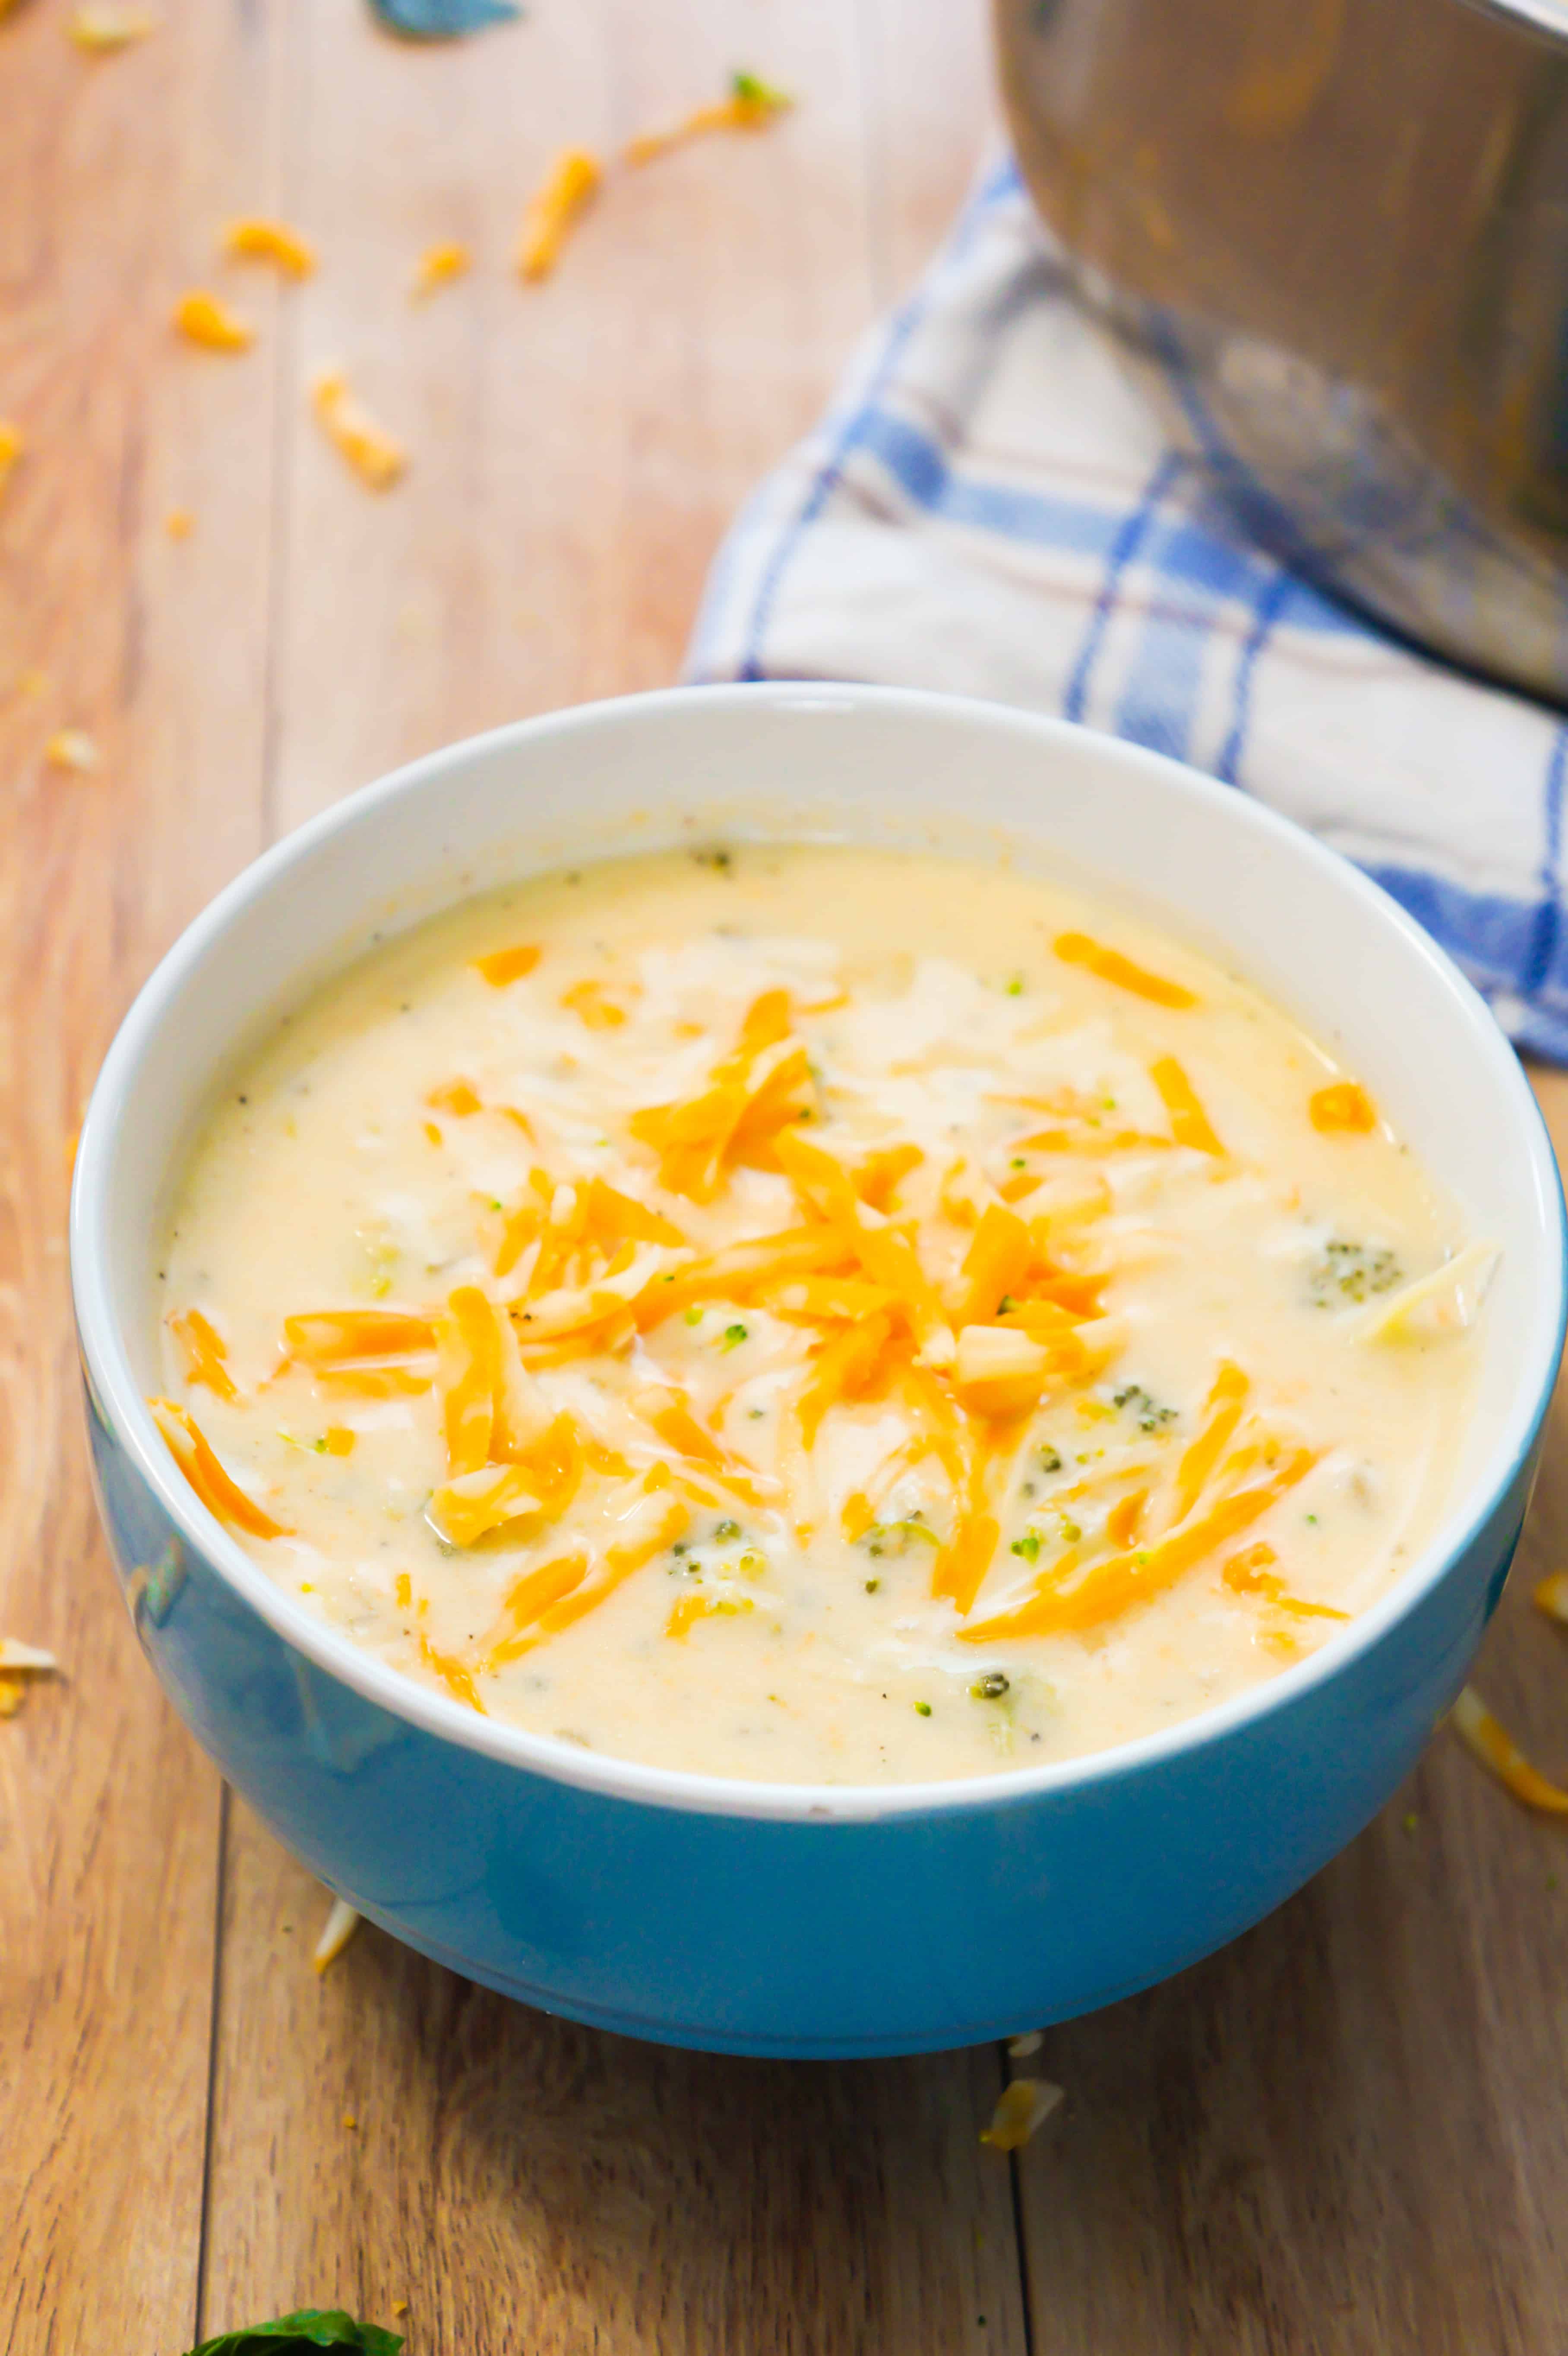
996,0,1568,702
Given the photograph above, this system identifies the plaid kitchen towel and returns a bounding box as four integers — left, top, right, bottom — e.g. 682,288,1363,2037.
686,157,1568,1063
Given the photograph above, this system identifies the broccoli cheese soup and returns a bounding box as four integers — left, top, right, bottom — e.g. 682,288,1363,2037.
153,842,1492,1785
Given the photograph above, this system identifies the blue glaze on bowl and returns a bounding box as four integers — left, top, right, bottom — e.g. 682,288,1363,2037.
72,685,1567,2057
84,1368,1541,2056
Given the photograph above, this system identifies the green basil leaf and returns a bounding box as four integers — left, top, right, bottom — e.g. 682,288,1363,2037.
183,2310,404,2356
368,0,521,37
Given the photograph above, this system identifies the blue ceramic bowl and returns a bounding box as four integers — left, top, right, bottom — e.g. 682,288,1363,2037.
71,685,1567,2057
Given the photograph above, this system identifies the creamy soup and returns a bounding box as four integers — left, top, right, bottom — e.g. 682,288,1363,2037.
154,843,1492,1784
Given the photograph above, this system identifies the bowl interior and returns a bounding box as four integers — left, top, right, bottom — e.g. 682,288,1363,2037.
73,683,1566,1804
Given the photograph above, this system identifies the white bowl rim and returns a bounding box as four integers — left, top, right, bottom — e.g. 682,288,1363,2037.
70,681,1568,1825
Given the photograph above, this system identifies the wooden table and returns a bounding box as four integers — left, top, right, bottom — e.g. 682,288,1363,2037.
5,4,1568,2349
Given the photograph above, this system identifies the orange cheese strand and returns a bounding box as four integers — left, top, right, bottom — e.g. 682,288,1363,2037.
625,75,792,166
634,1223,849,1327
775,1128,953,1365
222,217,316,276
429,1462,544,1548
1533,1571,1568,1625
1309,1081,1377,1135
1104,1487,1148,1550
322,1427,355,1456
665,1589,755,1641
437,1285,502,1476
633,1387,775,1507
168,1306,239,1402
411,241,471,299
584,1176,685,1249
418,1629,484,1712
517,149,602,282
855,1142,923,1210
1220,1540,1347,1619
503,1489,691,1658
311,369,407,490
980,2077,1064,2152
149,1398,289,1539
762,1274,896,1324
797,1312,895,1450
173,291,254,352
474,944,540,986
283,1309,437,1365
484,1553,592,1670
961,1449,1316,1641
955,1202,1034,1329
427,1078,481,1117
1451,1686,1568,1813
1151,1055,1224,1155
67,5,156,49
1054,931,1197,1010
0,421,22,502
632,1020,812,1200
1172,1360,1249,1526
561,976,631,1029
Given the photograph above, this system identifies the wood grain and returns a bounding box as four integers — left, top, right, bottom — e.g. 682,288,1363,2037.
0,2,285,2350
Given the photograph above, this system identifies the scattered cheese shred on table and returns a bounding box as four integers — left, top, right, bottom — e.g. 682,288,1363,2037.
173,290,255,352
1451,1685,1568,1813
0,1639,59,1721
222,216,316,277
625,70,793,167
1533,1571,1568,1625
411,240,471,298
67,4,157,50
312,1893,362,1973
1007,2030,1043,2058
45,729,100,774
311,369,408,490
516,149,601,282
980,2077,1064,2152
0,421,22,501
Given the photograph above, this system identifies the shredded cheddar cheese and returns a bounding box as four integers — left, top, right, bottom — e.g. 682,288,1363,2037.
980,2077,1063,2151
517,149,602,282
0,1634,59,1718
310,369,408,490
625,70,794,167
0,421,22,502
1451,1685,1568,1814
1054,931,1197,1010
312,1893,362,1973
412,240,471,298
67,4,156,50
173,290,255,352
44,730,101,775
474,943,540,986
152,843,1487,1780
1533,1571,1568,1626
1309,1081,1376,1135
222,216,316,277
164,506,195,539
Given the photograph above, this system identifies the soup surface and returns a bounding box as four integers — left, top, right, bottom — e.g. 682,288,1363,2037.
155,843,1490,1784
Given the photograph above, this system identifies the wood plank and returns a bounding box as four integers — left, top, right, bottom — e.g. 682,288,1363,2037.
1012,1067,1568,2354
0,2,285,2349
263,0,879,837
862,0,997,302
205,1804,1027,2355
198,3,1026,2347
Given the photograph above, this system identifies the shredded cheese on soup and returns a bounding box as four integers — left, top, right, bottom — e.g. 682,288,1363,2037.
155,845,1488,1784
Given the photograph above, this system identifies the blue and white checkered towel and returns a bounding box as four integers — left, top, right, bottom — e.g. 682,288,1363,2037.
686,160,1568,1063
